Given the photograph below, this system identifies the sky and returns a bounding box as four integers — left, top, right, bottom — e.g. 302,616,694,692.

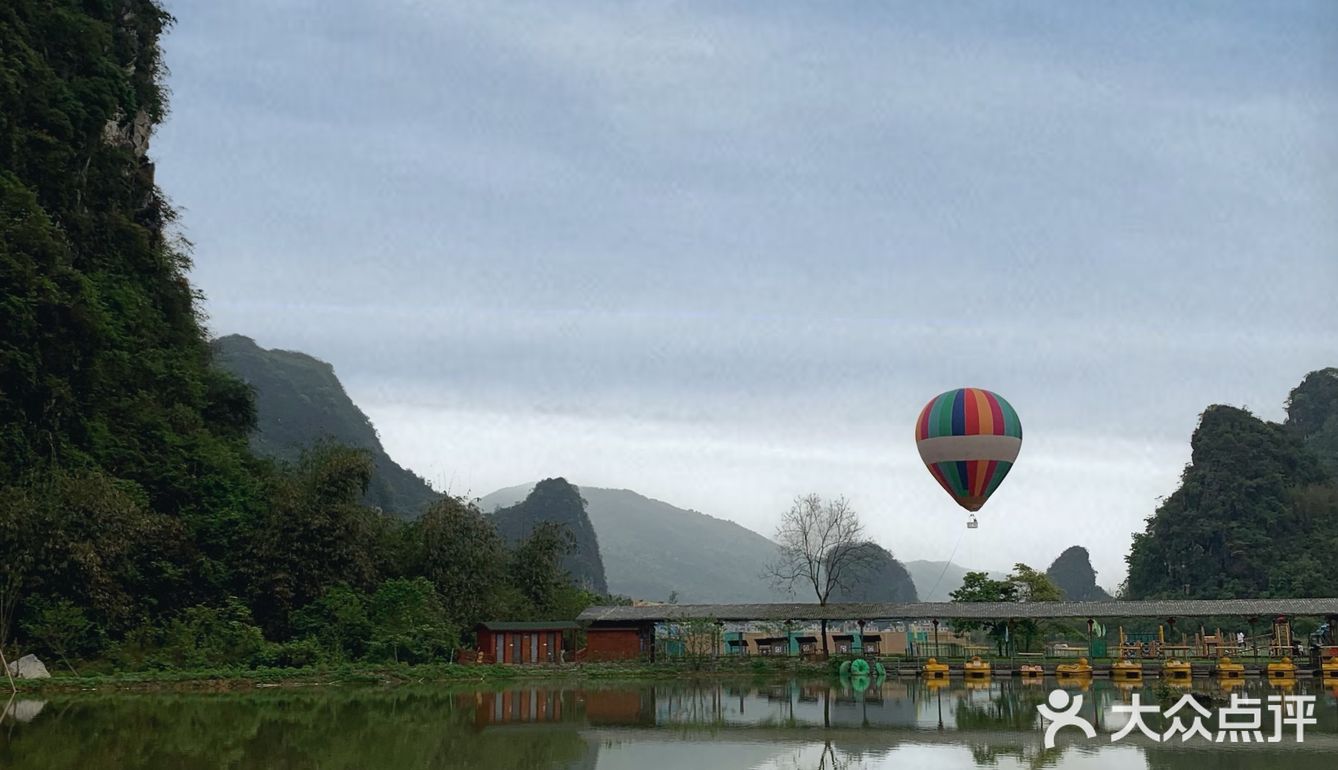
154,1,1338,590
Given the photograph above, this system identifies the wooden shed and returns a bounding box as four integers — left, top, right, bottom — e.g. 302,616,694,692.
476,621,578,664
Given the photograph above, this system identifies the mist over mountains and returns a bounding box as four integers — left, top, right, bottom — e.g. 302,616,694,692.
479,483,790,603
217,338,1328,607
903,561,1010,603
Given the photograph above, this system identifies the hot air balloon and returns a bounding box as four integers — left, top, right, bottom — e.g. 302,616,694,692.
915,388,1022,512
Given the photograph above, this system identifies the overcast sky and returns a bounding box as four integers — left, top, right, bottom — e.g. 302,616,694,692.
155,1,1337,590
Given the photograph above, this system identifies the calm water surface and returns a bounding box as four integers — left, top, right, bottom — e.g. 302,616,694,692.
2,677,1336,769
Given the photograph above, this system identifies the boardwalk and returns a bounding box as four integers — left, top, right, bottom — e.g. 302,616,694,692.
578,598,1338,624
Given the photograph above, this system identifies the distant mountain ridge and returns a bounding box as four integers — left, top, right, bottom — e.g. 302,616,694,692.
211,334,441,517
904,561,1009,603
1046,546,1113,601
480,484,793,603
829,543,919,603
491,478,608,594
206,336,1025,600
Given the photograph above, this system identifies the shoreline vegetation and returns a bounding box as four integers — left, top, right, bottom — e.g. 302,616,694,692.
15,650,1326,695
2,0,1336,696
8,659,838,694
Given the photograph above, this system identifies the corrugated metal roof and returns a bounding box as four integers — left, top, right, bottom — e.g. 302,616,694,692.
478,621,580,631
577,598,1338,624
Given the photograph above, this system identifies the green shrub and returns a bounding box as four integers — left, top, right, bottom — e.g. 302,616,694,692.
110,598,267,670
262,637,328,669
367,578,457,664
21,597,99,671
292,585,372,660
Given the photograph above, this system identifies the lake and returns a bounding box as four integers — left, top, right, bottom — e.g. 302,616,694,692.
2,677,1336,768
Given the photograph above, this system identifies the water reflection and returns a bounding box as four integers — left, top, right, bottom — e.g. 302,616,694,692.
1,678,1335,769
2,698,46,724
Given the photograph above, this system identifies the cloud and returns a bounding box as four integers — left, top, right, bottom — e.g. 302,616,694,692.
157,0,1338,584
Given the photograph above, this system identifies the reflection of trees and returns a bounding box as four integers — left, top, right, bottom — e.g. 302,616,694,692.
18,679,1320,770
656,682,726,729
968,742,1024,766
953,683,1046,731
1144,746,1338,770
968,741,1070,770
0,688,593,769
816,741,853,770
773,740,878,770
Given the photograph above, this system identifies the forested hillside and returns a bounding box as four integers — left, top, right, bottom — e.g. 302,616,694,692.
1124,369,1338,598
480,484,792,602
490,479,608,595
1,0,269,643
0,2,605,670
1045,546,1112,601
212,334,440,517
828,543,920,603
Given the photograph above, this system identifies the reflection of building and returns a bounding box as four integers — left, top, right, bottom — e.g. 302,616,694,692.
585,689,656,726
471,688,569,727
468,687,656,728
477,621,577,664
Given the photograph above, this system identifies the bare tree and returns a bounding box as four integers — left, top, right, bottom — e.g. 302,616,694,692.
764,494,876,657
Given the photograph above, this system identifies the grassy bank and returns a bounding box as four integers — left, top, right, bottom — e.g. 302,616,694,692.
7,657,835,693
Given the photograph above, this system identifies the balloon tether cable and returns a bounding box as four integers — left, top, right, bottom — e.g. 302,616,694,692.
926,526,967,601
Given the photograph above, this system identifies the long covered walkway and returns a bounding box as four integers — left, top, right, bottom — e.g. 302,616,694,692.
578,598,1338,624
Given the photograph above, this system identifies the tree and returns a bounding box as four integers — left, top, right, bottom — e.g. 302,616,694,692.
507,522,576,618
1008,564,1062,603
244,443,386,636
661,617,721,670
291,585,373,660
949,572,1016,655
367,578,454,664
21,599,93,675
0,470,178,648
1005,564,1062,653
764,494,877,657
950,565,1062,654
419,496,505,632
112,599,269,670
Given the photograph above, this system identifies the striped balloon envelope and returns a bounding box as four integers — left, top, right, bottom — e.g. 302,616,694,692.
914,388,1022,512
